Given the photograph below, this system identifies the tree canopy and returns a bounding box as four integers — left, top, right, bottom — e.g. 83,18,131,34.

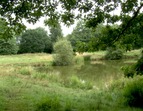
18,27,52,53
0,0,142,40
48,22,63,43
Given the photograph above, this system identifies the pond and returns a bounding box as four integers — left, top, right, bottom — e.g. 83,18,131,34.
46,60,134,89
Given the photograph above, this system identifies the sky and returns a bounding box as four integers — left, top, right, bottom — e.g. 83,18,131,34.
22,1,124,36
23,17,76,36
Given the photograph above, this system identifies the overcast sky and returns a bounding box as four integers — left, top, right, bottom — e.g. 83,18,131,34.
23,17,76,36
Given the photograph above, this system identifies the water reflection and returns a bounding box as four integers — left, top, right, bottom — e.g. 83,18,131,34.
52,60,126,88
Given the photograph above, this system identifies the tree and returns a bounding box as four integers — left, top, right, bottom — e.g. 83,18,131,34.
0,1,142,40
67,21,95,52
49,23,63,43
53,38,74,66
18,27,52,53
0,38,18,55
68,22,119,52
0,18,16,40
0,18,18,55
45,21,63,52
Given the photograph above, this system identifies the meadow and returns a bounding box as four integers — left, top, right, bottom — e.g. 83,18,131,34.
0,50,143,111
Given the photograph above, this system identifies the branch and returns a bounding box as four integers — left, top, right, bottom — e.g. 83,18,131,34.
112,3,143,44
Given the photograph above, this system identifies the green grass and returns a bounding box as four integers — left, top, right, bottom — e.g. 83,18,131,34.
0,72,142,111
83,51,106,61
0,51,142,111
124,49,142,59
0,53,53,65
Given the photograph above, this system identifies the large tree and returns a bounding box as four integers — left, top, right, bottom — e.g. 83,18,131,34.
67,21,95,52
0,18,18,55
0,0,142,40
18,27,52,53
48,22,63,43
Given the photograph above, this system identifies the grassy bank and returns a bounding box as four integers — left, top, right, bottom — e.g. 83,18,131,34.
80,49,142,63
0,65,142,111
0,53,53,66
0,50,142,111
0,49,141,65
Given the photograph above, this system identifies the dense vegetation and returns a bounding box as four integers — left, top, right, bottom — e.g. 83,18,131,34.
0,0,143,111
0,38,18,55
53,39,74,66
18,27,52,54
0,51,142,111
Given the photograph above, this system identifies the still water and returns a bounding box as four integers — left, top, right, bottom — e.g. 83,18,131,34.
49,60,131,88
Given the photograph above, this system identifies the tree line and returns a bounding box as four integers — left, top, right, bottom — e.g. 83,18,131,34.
0,18,63,55
0,18,143,55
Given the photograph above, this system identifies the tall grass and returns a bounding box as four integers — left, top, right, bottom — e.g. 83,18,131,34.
0,52,142,111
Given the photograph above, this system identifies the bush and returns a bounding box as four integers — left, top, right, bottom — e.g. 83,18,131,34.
53,39,74,66
105,47,123,60
74,56,84,65
0,38,18,55
83,55,91,61
134,52,143,75
64,75,93,90
122,66,135,78
123,76,143,108
123,51,143,77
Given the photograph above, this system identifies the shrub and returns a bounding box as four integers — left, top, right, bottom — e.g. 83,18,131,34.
83,55,91,61
123,51,143,77
36,97,61,111
75,41,88,54
0,38,18,55
105,47,123,60
122,66,135,78
134,52,143,75
123,76,143,108
74,56,84,65
53,39,74,66
64,75,93,90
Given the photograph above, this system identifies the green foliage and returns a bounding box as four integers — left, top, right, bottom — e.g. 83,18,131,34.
105,47,123,60
18,27,52,53
36,97,61,111
118,34,135,51
53,39,74,66
67,21,93,51
31,72,48,79
0,1,140,28
45,22,63,52
76,41,88,53
0,18,23,40
123,66,135,78
19,66,34,75
1,53,143,111
48,22,63,43
0,0,142,48
67,22,121,52
64,75,93,90
83,55,91,61
74,56,84,64
123,51,143,77
134,52,143,75
123,76,143,108
0,38,18,55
